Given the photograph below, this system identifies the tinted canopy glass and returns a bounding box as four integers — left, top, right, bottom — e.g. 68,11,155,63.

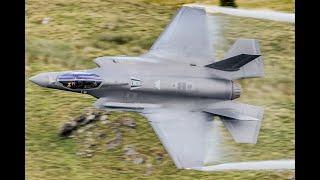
57,72,102,89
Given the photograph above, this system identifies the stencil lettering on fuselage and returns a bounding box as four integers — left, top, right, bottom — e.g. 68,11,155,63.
177,82,187,91
155,80,161,90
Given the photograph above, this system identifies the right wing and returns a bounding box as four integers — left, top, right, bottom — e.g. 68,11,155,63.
142,6,214,66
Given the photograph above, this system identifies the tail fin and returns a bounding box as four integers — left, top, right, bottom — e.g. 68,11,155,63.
206,38,264,80
204,101,264,144
205,54,261,71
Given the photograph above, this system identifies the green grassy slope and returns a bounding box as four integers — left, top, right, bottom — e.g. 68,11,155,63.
26,0,294,179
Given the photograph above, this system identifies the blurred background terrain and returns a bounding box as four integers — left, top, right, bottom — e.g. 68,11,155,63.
26,0,294,179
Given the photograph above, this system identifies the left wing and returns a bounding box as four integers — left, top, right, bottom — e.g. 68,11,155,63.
143,109,219,169
141,6,214,66
94,98,264,169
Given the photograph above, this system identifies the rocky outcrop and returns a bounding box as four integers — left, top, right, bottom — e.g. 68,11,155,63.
120,118,136,128
59,121,77,137
59,108,106,137
58,108,161,171
106,129,122,150
123,145,145,165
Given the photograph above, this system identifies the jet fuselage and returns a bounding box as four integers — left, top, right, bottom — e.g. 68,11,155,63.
30,56,241,106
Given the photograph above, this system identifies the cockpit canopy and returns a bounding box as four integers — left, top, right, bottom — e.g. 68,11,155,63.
57,72,102,89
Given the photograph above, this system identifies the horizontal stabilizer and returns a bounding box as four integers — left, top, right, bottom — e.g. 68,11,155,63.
222,118,262,143
205,54,261,71
211,38,264,80
204,101,264,143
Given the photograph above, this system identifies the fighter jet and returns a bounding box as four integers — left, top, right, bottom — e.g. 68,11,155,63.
30,7,264,170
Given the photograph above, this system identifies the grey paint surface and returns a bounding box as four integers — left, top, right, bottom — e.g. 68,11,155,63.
29,7,279,170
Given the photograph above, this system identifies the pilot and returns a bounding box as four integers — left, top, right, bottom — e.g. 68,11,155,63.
92,81,97,87
71,81,76,88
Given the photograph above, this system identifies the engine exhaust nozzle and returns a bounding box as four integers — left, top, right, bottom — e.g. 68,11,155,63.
231,82,241,100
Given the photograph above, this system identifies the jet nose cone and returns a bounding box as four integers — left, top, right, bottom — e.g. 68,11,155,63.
29,73,49,87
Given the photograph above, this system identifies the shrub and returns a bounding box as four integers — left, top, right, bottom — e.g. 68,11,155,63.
220,0,238,7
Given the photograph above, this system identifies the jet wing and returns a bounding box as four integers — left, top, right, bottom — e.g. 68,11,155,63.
141,6,214,66
142,109,218,169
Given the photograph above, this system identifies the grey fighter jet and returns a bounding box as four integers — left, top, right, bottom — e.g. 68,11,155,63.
30,7,264,170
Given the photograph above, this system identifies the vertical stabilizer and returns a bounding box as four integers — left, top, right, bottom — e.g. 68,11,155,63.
206,38,264,80
225,38,264,79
